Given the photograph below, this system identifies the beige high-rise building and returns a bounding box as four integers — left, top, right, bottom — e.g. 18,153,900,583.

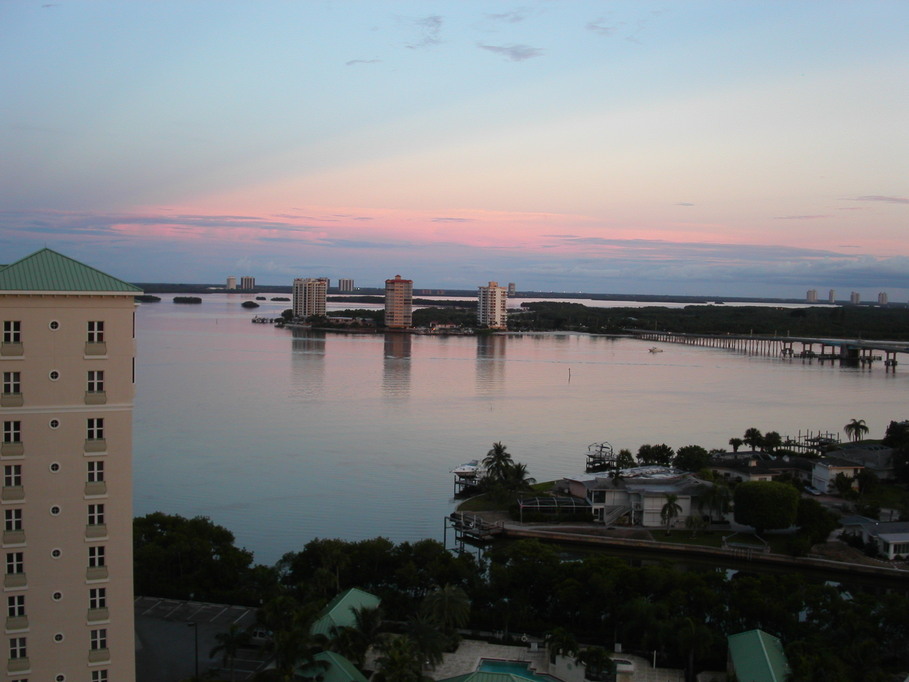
477,281,508,329
850,291,861,305
338,279,354,293
0,248,139,682
806,289,818,303
384,275,413,329
226,276,237,290
292,278,329,319
239,276,255,290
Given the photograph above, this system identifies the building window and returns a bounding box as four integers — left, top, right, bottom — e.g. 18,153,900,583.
87,461,104,483
87,418,104,440
2,421,21,443
87,321,104,343
9,636,26,659
92,670,108,682
7,594,24,618
5,553,23,575
2,321,20,344
88,504,104,526
89,587,106,610
90,628,107,650
89,546,105,568
49,320,59,330
3,465,21,488
87,371,104,393
2,372,20,394
4,509,22,532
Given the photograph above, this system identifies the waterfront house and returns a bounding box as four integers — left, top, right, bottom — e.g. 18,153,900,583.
708,451,813,484
811,457,864,494
840,516,909,560
555,467,712,528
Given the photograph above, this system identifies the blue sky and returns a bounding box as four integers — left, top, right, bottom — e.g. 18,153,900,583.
2,1,908,298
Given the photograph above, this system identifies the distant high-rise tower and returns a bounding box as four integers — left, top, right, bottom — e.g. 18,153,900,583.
338,279,354,292
478,281,508,329
828,289,835,304
0,248,140,681
293,278,328,319
384,276,413,329
226,276,237,290
878,292,889,306
850,291,861,305
806,289,818,303
240,276,255,290
507,282,516,296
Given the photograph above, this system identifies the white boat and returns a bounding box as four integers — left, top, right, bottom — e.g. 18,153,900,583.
450,459,481,477
649,347,663,353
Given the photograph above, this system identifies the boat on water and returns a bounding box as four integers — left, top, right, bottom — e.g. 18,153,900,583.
649,347,663,353
451,459,481,477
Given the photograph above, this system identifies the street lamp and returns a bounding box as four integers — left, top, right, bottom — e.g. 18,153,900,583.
187,621,198,681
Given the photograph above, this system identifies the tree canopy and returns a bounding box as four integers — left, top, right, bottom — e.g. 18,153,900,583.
733,481,800,535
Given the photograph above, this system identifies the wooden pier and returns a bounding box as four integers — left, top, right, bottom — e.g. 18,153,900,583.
445,512,505,552
630,330,907,370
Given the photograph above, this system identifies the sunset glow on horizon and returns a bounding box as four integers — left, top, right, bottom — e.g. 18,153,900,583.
2,1,908,297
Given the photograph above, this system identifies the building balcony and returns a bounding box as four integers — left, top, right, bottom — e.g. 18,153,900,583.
84,481,107,497
0,443,23,459
86,565,109,582
0,393,22,407
85,523,107,540
0,343,23,357
3,572,26,589
84,438,107,453
0,486,24,503
84,391,107,405
7,656,29,673
87,607,109,623
4,615,28,632
1,530,25,546
88,648,110,664
84,342,107,357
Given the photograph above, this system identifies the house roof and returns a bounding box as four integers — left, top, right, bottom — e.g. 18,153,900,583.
728,629,791,682
310,588,381,637
0,248,141,293
296,651,369,682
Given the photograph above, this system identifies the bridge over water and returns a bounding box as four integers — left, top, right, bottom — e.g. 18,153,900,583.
629,329,909,369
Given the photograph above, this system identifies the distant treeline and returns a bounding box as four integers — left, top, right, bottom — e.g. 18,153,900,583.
512,302,909,339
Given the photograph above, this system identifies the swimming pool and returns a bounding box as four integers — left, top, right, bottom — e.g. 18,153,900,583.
477,659,561,681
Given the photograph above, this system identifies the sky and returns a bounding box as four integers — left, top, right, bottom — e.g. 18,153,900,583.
2,1,908,299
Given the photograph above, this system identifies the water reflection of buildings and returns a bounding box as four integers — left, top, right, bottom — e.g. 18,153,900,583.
476,334,506,393
290,328,326,398
383,332,412,398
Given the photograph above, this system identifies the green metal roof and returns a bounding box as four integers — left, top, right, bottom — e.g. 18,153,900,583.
727,629,791,682
0,248,141,293
310,588,381,637
296,651,369,682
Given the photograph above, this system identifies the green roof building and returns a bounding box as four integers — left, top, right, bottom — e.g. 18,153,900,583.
0,247,141,293
727,629,791,682
311,587,381,638
296,651,369,682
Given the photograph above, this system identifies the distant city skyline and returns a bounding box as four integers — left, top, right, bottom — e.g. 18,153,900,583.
2,1,908,298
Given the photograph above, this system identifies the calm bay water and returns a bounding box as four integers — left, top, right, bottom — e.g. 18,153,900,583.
133,295,907,564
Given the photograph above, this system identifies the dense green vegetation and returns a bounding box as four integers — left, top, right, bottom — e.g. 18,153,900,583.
134,515,909,681
510,302,909,339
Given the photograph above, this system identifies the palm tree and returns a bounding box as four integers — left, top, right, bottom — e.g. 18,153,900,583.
329,605,383,668
482,442,514,483
545,627,579,664
660,493,682,535
728,437,743,453
844,418,869,443
743,427,763,451
210,623,252,682
697,482,731,522
575,646,616,682
373,635,427,682
405,612,447,670
421,583,470,635
501,461,536,493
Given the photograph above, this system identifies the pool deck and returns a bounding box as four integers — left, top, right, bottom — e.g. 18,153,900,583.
428,640,687,682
